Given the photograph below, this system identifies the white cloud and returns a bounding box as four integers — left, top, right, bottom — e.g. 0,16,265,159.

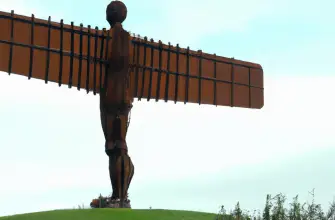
0,0,46,17
0,0,334,216
125,0,278,46
1,0,333,49
0,73,334,193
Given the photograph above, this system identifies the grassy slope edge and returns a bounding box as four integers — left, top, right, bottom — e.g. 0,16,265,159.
0,209,217,220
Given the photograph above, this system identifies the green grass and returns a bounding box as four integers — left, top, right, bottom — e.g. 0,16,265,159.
0,209,217,220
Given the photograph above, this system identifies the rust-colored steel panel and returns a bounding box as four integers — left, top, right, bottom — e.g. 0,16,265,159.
129,38,264,109
0,11,107,93
0,11,264,109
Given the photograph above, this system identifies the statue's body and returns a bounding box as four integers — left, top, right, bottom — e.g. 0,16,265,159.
0,0,264,210
99,1,134,208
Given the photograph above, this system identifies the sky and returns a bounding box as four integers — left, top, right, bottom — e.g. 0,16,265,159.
0,0,334,217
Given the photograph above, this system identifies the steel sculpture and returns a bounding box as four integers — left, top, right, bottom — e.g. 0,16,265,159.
0,0,264,208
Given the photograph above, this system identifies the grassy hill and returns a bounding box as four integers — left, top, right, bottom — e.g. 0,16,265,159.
0,209,217,220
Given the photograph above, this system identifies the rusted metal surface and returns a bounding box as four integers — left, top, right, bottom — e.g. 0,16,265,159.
0,9,264,108
129,38,263,108
0,0,265,208
0,10,107,93
99,1,134,208
106,1,127,27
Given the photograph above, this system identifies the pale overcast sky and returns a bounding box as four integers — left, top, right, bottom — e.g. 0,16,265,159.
0,0,334,217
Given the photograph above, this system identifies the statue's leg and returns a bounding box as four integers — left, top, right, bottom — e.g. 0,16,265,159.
109,149,134,208
106,113,134,208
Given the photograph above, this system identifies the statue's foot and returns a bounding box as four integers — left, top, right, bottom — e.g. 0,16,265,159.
107,198,131,208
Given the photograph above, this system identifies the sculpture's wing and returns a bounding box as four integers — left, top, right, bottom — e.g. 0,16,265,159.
0,11,264,109
0,11,108,94
128,37,264,109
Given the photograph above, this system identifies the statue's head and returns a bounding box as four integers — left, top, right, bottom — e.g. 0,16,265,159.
106,1,127,27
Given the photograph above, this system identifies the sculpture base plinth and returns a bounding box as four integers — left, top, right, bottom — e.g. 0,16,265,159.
90,196,131,209
106,199,131,208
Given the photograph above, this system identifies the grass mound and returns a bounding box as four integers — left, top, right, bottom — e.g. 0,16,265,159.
0,209,217,220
